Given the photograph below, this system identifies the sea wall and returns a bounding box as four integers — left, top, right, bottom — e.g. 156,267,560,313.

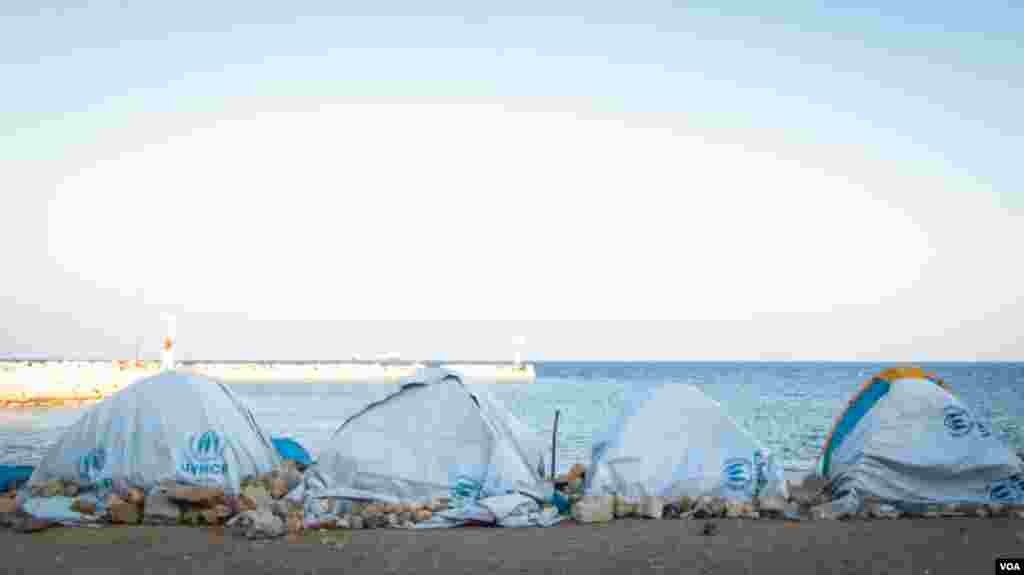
0,362,536,407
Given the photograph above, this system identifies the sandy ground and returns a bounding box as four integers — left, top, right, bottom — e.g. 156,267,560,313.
2,518,1022,575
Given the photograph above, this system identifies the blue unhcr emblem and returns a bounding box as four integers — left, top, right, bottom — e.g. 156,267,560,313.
943,406,974,438
78,447,106,482
988,477,1019,503
722,458,754,492
1012,474,1024,497
188,431,226,463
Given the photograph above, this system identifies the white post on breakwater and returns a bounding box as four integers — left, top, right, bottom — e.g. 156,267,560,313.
161,314,176,371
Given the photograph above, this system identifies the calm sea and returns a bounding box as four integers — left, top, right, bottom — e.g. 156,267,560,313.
2,362,1022,475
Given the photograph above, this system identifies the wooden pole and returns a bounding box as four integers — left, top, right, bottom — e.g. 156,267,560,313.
550,409,560,480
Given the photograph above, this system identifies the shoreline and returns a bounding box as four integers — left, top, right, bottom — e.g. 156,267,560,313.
0,362,536,406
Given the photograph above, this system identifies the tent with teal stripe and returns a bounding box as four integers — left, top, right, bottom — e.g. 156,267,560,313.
818,367,1023,505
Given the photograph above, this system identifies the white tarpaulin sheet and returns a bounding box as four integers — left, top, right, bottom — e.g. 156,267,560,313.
306,368,550,524
27,372,280,495
586,384,788,503
824,376,1023,505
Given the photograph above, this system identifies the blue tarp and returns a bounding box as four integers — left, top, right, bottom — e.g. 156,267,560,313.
272,437,314,467
0,465,33,492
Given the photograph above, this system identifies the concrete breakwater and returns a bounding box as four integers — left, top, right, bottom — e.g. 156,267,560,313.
0,361,536,407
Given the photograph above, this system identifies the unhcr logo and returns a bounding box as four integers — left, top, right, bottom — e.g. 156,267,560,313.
988,477,1021,503
77,447,106,482
188,430,225,462
722,458,754,492
181,430,229,477
943,406,974,438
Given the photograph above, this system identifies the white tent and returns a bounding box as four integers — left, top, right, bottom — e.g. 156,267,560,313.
586,384,788,503
819,367,1023,505
310,368,548,504
27,371,280,494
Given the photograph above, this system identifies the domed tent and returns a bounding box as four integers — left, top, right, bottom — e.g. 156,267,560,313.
585,384,788,503
310,368,548,504
27,371,280,494
818,366,1023,505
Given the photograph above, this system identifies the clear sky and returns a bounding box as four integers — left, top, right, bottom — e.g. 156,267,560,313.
2,1,1022,361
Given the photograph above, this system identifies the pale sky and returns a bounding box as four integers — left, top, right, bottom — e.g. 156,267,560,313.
2,1,1022,361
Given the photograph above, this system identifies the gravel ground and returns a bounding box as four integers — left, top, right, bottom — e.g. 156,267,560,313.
2,518,1022,575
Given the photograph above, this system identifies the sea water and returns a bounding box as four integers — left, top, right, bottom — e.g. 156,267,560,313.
1,362,1021,476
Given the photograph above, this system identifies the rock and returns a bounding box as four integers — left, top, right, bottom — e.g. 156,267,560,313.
143,493,181,525
758,495,787,515
64,483,79,497
12,515,55,533
271,500,292,520
573,496,614,524
641,496,665,519
975,506,990,518
692,496,727,519
987,504,1007,517
336,517,351,529
242,485,273,510
227,510,285,540
269,477,289,500
201,504,232,526
236,495,258,513
365,514,387,529
350,515,365,530
70,498,97,515
567,464,587,482
414,509,432,522
398,511,413,523
109,501,142,524
43,479,65,498
126,488,145,505
940,504,966,517
168,486,226,507
662,502,683,519
613,496,640,518
0,496,18,515
387,513,400,527
725,501,748,519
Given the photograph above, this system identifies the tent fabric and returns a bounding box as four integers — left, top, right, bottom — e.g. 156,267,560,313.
310,368,548,505
26,371,280,494
585,384,788,503
271,437,314,467
818,367,1023,505
0,465,34,492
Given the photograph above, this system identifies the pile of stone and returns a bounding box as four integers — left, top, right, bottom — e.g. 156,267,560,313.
0,460,310,536
302,499,447,531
